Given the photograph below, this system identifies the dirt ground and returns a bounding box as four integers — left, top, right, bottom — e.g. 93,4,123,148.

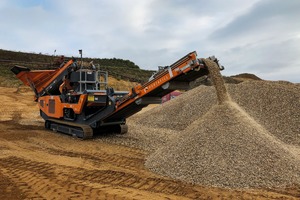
0,87,299,200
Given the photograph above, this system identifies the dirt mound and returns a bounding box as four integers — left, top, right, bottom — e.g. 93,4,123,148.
145,101,300,188
232,73,262,80
0,87,42,125
190,75,242,88
222,76,242,84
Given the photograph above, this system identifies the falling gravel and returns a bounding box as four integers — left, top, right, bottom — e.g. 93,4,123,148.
202,58,230,104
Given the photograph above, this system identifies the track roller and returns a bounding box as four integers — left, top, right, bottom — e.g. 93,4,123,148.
109,124,128,134
119,124,128,134
92,124,128,135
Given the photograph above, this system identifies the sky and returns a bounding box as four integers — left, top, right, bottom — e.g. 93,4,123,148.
0,0,299,82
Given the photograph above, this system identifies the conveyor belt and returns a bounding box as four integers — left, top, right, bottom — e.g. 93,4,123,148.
103,52,210,122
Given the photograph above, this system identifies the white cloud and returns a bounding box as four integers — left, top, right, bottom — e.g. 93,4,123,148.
0,0,299,82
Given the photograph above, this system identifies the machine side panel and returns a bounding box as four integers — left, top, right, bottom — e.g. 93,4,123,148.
38,94,88,119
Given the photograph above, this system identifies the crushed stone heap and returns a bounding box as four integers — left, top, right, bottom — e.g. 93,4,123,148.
145,101,300,188
109,59,300,189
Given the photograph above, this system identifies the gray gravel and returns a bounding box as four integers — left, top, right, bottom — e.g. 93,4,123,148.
130,85,218,131
142,60,300,188
98,60,300,189
145,101,300,188
228,81,300,146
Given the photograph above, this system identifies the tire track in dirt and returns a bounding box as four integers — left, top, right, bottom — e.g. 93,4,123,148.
21,141,205,198
28,144,145,170
0,157,76,199
0,169,25,200
0,157,132,199
0,156,189,199
13,144,194,197
63,168,200,197
0,154,201,199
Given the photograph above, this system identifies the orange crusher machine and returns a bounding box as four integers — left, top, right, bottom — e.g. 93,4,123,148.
11,51,223,139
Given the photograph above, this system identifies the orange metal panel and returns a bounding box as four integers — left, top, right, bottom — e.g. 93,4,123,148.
38,94,87,119
15,60,74,95
114,52,199,112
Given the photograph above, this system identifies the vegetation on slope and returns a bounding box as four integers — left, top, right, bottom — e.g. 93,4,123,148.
0,49,154,88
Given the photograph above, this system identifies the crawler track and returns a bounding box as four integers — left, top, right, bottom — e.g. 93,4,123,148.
46,119,94,139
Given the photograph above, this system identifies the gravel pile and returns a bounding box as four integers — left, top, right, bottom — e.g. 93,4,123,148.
130,80,299,147
145,101,300,188
101,59,300,188
228,81,300,146
129,86,217,131
99,123,180,151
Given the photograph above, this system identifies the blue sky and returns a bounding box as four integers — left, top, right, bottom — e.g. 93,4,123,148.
1,0,299,82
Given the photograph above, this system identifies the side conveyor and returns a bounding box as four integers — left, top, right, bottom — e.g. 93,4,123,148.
103,52,214,122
